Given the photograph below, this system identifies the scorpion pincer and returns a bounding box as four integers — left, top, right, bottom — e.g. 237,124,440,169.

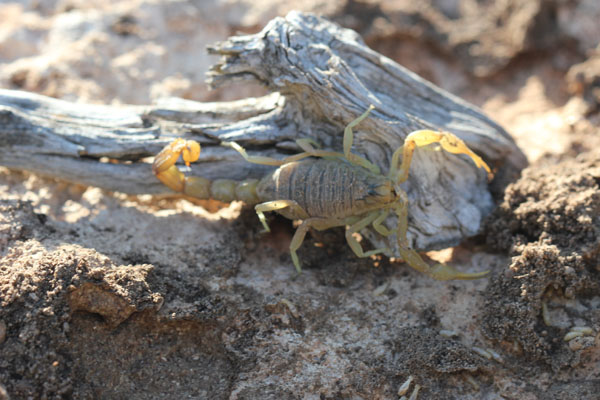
152,106,492,280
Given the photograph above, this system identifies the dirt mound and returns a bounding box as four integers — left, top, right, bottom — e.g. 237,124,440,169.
484,150,600,370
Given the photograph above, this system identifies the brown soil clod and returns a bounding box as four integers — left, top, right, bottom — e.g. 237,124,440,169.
483,150,600,369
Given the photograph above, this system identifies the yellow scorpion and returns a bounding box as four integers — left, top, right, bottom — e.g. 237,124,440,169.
152,106,492,280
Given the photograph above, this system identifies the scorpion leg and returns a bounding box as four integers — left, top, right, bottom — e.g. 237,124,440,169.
222,141,289,166
295,138,321,152
226,104,386,171
291,140,345,160
372,209,393,236
343,105,381,174
345,212,390,258
290,217,347,273
296,138,353,160
255,200,309,232
390,130,492,183
223,140,342,166
395,202,489,280
289,218,315,273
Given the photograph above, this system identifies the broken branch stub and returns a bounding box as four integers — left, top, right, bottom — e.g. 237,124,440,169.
0,11,525,253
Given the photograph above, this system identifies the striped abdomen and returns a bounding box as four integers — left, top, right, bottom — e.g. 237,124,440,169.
256,158,392,219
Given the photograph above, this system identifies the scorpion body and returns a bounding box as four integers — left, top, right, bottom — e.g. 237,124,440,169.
257,158,394,220
152,106,492,280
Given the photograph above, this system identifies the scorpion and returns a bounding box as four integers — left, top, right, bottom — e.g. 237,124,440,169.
152,106,492,280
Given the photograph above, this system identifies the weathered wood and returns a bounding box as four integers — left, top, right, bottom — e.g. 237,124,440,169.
0,11,526,252
0,89,281,194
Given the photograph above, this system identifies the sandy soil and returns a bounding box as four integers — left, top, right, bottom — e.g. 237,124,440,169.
1,1,599,399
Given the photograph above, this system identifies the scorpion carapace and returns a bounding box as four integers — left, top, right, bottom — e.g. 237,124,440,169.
152,106,493,280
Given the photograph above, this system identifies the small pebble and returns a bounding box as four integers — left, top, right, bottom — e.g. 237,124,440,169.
397,375,413,396
568,337,584,351
472,346,492,360
439,329,458,338
486,348,504,364
571,326,593,334
373,282,389,296
0,383,8,400
564,331,584,342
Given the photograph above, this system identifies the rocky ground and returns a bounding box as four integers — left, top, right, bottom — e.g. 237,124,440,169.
1,1,599,399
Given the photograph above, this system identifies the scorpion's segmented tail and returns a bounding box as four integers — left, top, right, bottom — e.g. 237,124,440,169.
152,138,260,204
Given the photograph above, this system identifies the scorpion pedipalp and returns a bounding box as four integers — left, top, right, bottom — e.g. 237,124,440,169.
389,129,493,184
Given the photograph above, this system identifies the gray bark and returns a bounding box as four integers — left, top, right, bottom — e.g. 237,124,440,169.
0,11,526,252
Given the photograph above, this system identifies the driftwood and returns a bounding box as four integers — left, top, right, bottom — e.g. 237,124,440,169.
0,11,526,252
